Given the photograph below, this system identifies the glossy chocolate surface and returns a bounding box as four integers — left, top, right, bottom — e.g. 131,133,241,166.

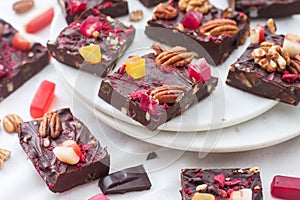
98,53,218,131
98,165,151,194
58,0,129,24
180,168,263,200
229,0,300,18
139,0,167,7
145,0,249,65
18,108,110,193
47,8,135,77
226,27,300,105
0,19,49,102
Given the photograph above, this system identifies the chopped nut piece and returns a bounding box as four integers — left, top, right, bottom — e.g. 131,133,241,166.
199,18,239,36
179,0,212,14
0,148,11,161
39,112,62,139
130,10,143,22
153,3,178,20
2,114,23,133
248,167,260,174
267,18,276,34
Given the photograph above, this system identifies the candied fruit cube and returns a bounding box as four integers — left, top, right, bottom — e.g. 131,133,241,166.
125,56,146,79
181,9,203,29
79,44,102,64
271,175,300,200
188,58,211,83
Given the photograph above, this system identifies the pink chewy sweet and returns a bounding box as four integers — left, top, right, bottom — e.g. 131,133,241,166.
188,58,211,83
271,175,300,200
181,9,202,29
88,193,110,200
30,80,56,118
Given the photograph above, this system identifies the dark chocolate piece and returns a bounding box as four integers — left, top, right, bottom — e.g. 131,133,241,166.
47,8,135,77
58,0,129,24
98,165,152,194
145,1,250,65
229,0,300,18
18,108,110,193
146,152,157,160
226,25,300,105
98,53,218,131
139,0,167,7
180,167,263,200
0,19,49,102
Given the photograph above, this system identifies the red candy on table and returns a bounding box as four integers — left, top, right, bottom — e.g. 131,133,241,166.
271,175,300,200
88,193,110,200
25,7,54,34
30,80,56,118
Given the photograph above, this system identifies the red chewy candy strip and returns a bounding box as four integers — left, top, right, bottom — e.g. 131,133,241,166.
30,80,56,118
271,175,300,200
88,193,110,200
25,7,54,34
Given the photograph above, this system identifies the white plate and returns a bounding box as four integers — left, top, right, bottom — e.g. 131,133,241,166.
50,0,278,132
83,99,300,153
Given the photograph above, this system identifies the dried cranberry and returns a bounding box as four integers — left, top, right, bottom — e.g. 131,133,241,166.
214,173,225,188
67,0,87,16
0,64,8,78
282,73,299,83
140,93,158,115
79,15,102,38
129,90,150,100
225,179,242,186
181,9,203,29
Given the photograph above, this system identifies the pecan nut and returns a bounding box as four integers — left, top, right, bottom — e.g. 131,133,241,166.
288,55,300,75
129,10,143,22
178,0,212,14
251,43,290,73
150,85,188,104
155,46,196,67
199,18,239,36
39,112,62,139
153,3,178,20
2,114,23,133
0,148,11,170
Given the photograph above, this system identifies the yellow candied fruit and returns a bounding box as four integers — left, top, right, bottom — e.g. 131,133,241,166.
125,56,146,79
78,44,101,64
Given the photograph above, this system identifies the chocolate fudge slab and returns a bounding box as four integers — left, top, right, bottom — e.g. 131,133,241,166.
226,26,300,105
98,53,218,131
0,19,49,102
47,8,135,77
58,0,129,24
229,0,300,18
145,1,250,65
18,108,110,193
98,165,152,194
139,0,167,8
180,167,263,200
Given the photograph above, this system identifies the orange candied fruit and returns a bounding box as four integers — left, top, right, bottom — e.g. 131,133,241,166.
78,44,101,64
125,56,146,79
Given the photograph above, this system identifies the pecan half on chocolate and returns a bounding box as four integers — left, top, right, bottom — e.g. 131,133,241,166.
288,55,300,75
179,0,212,14
155,46,195,67
153,3,178,20
39,112,62,139
199,18,239,36
150,85,188,104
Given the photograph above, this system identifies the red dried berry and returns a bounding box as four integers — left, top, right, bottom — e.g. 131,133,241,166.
68,0,87,16
282,73,299,83
214,173,225,188
79,15,102,38
129,90,150,100
225,179,242,186
0,64,8,78
140,93,159,115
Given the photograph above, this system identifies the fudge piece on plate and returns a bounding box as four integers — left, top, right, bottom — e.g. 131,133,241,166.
98,43,218,131
226,19,300,105
18,108,110,193
228,0,300,18
145,0,250,65
47,8,135,77
58,0,129,24
180,167,263,199
0,19,49,102
138,0,167,8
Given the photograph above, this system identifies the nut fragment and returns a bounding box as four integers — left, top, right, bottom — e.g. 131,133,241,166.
248,167,260,174
288,55,300,75
267,18,276,34
199,18,239,36
13,0,34,14
178,0,212,14
155,46,195,67
251,43,290,73
150,85,188,104
0,148,11,161
129,10,143,22
151,42,166,55
153,3,178,20
39,112,62,139
2,114,23,133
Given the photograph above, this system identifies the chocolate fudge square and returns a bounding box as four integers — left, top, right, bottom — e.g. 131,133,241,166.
47,8,135,77
228,0,300,18
98,45,218,131
139,0,167,8
226,20,300,105
18,108,110,193
180,167,263,199
58,0,129,24
145,0,250,65
0,19,49,102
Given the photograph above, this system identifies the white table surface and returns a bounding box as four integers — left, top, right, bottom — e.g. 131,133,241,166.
1,0,300,199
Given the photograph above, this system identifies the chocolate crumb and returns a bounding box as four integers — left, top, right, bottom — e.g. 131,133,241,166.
146,152,158,160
